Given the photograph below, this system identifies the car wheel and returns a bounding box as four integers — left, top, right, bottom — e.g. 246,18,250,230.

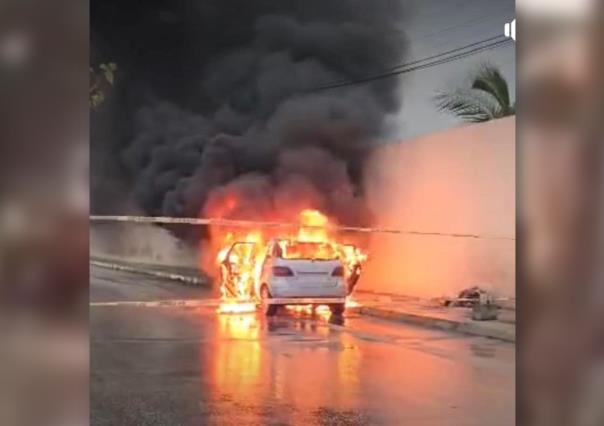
260,285,277,317
329,303,345,316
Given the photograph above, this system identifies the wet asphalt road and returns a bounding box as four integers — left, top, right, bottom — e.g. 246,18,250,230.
91,265,515,426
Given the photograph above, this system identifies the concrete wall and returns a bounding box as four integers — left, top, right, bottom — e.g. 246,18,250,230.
90,222,199,268
361,117,515,298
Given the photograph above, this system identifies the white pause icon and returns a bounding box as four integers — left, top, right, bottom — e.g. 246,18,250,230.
504,19,516,41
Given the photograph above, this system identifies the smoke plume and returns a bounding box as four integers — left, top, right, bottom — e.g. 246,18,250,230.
91,0,408,235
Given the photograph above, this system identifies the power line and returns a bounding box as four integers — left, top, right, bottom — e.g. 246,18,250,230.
387,5,514,41
377,34,504,75
376,15,504,75
90,215,515,241
304,35,506,92
306,36,513,93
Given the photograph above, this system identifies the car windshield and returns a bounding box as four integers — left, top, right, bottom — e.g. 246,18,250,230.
276,240,338,260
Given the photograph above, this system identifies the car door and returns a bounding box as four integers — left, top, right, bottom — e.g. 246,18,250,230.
222,241,257,299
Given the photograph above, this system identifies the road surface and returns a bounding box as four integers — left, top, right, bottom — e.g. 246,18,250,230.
91,265,515,425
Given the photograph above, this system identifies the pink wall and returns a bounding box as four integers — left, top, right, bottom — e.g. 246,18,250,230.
361,117,515,298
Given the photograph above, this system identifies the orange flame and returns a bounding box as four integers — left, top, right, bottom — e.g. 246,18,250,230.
206,208,367,314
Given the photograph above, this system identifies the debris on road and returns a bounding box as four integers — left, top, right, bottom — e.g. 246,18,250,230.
440,286,500,321
441,286,491,307
471,292,499,321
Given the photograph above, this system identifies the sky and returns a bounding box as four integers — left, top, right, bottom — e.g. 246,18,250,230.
389,0,516,141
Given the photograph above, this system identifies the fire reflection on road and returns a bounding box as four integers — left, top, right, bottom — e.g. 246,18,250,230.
213,313,262,403
210,311,365,424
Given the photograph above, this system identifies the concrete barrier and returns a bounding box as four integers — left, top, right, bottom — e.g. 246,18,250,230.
91,259,208,287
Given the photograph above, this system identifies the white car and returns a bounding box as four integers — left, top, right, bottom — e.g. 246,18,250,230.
256,239,348,316
220,238,350,316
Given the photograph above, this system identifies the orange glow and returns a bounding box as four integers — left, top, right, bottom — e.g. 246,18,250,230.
204,208,367,313
217,301,257,314
213,314,262,404
345,297,361,309
285,304,332,320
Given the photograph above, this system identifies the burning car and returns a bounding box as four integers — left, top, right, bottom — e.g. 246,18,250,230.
215,209,367,316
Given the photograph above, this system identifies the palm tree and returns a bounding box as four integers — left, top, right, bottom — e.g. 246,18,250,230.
434,64,515,123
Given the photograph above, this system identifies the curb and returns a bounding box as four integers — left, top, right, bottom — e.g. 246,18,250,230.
91,299,218,308
358,306,515,343
91,260,208,287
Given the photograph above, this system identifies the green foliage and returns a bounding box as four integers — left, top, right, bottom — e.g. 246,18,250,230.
90,62,117,109
99,62,117,85
434,64,514,123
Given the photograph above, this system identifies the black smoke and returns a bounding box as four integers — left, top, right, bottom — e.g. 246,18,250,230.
91,0,407,234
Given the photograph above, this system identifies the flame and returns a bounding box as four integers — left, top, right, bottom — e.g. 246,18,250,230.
207,208,367,314
217,302,257,314
345,297,361,309
285,304,332,320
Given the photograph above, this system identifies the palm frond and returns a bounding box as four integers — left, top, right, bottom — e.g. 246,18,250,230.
470,64,511,113
434,88,504,123
433,63,514,123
